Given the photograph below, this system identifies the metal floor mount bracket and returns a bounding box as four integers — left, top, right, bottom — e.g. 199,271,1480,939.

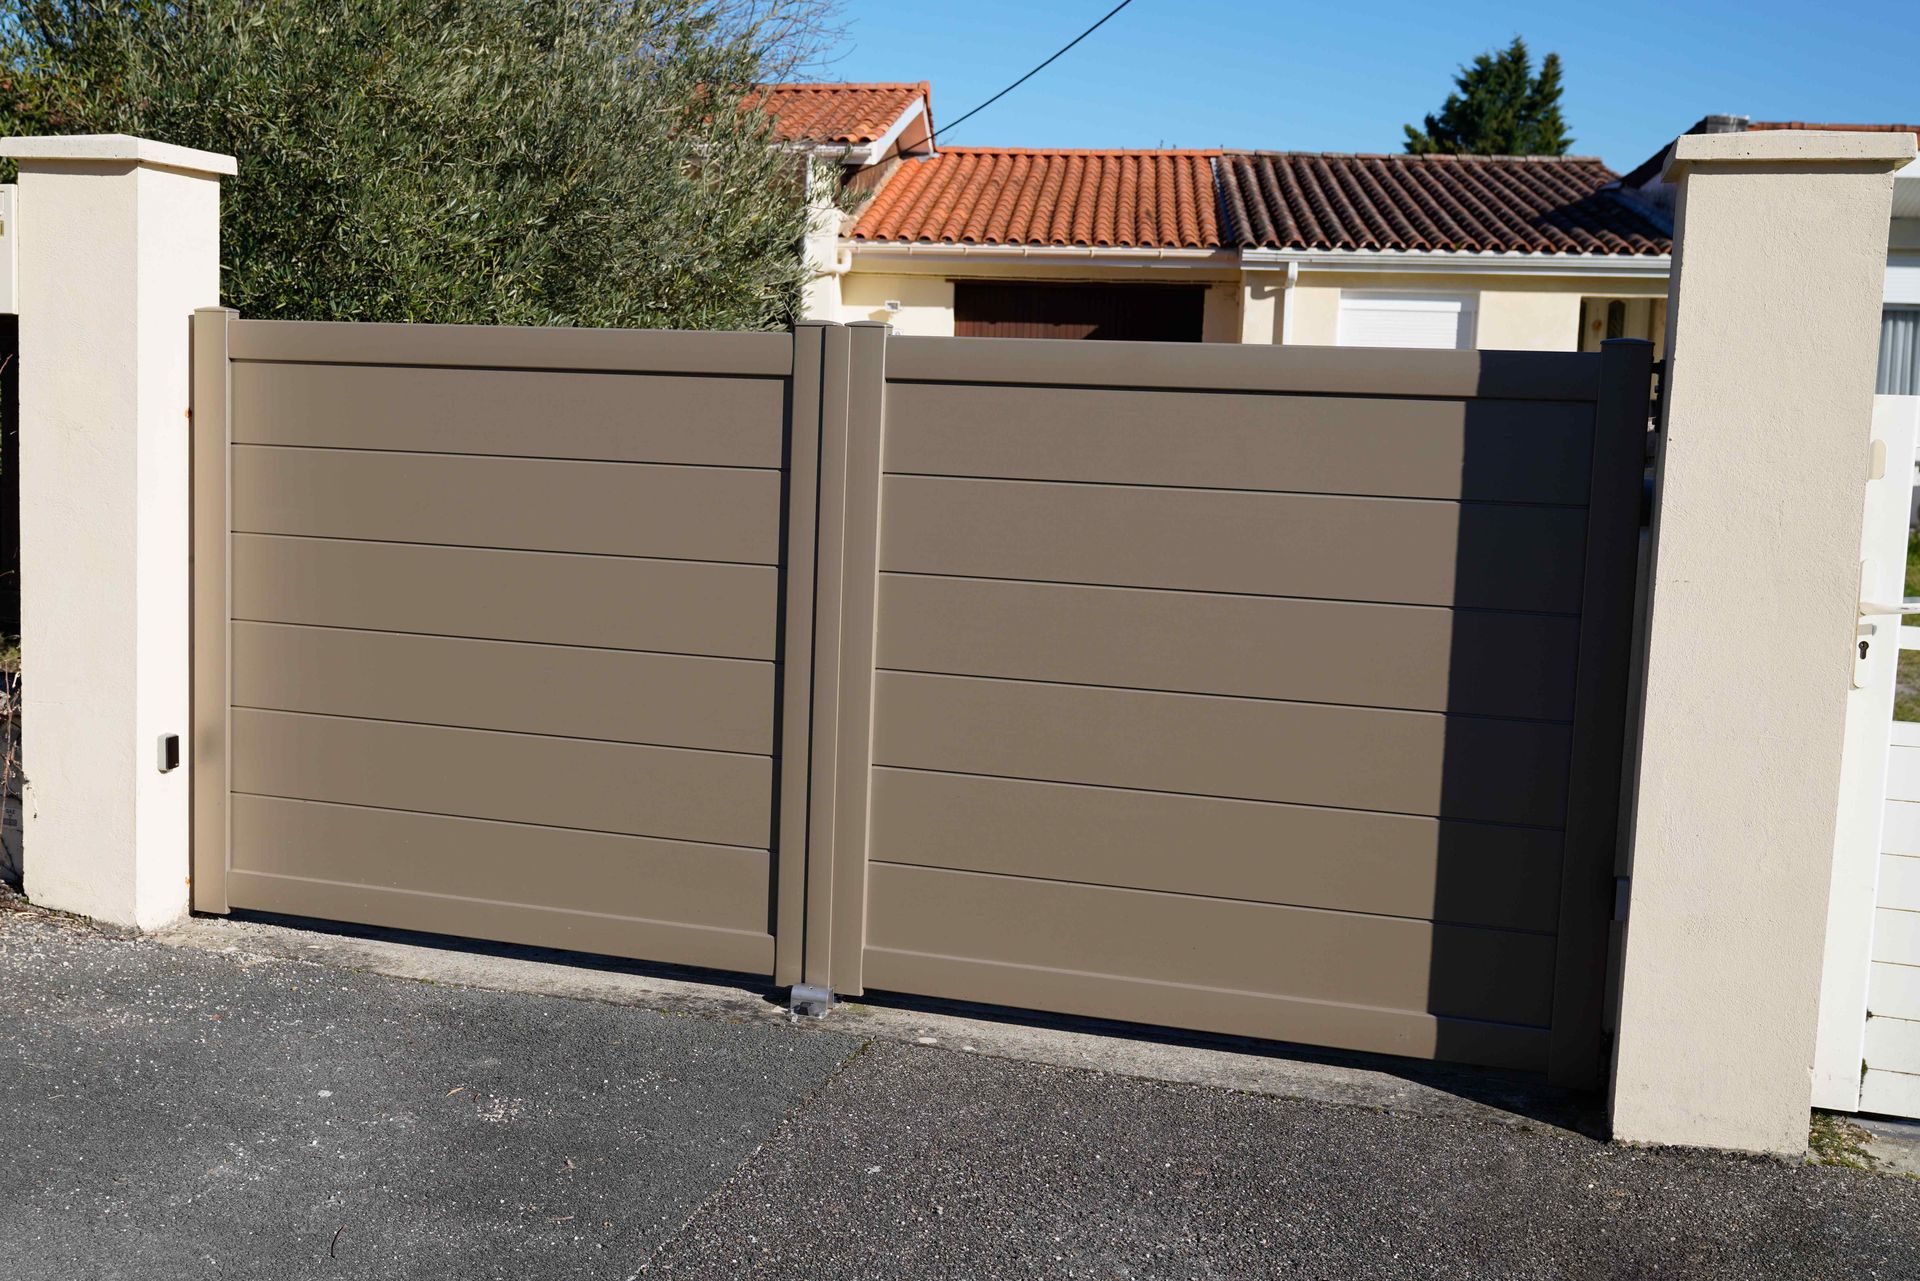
788,983,834,1018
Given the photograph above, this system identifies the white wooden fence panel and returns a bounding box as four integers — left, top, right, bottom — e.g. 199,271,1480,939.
1866,1012,1920,1064
1870,961,1920,1021
1883,803,1920,856
1861,1068,1920,1116
1872,908,1920,966
1881,853,1920,911
1886,744,1920,799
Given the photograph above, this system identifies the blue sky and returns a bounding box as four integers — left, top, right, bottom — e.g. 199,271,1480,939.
817,0,1915,171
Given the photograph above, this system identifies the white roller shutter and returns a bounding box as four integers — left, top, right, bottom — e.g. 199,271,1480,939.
1337,291,1476,349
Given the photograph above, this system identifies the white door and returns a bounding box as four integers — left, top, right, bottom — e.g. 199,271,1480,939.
1814,395,1920,1113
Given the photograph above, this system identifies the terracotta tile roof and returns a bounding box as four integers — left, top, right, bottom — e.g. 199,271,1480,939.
750,82,930,146
1217,153,1670,256
850,148,1669,256
850,149,1223,249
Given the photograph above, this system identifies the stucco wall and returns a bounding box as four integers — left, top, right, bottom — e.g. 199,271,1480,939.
3,138,233,931
838,271,955,335
1612,129,1914,1155
836,261,1670,353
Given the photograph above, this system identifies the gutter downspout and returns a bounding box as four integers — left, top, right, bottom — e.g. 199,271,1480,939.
1279,259,1299,345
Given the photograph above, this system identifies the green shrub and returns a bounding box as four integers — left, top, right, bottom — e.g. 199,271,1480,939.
0,0,829,328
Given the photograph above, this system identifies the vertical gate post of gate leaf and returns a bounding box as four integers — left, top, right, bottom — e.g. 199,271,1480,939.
1611,129,1915,1156
792,319,887,1014
0,136,235,930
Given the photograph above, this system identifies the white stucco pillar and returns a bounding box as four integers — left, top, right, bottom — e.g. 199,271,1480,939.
1612,130,1914,1154
799,157,844,322
0,135,234,930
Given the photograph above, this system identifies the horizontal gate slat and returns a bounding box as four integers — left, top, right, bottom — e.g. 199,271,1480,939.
868,768,1563,932
232,362,786,467
232,446,782,563
875,574,1579,721
233,534,777,659
864,863,1557,1028
233,622,775,754
871,672,1571,828
1872,961,1920,1020
225,871,774,975
233,709,772,848
228,318,793,377
885,334,1600,401
880,475,1589,613
233,794,771,936
1873,907,1920,967
885,382,1594,503
861,942,1548,1072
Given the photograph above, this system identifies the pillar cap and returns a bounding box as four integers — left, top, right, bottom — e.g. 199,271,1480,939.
0,134,236,178
1663,129,1914,182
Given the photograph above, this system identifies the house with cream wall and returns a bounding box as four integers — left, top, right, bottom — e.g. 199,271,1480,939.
760,82,1675,354
1620,115,1920,396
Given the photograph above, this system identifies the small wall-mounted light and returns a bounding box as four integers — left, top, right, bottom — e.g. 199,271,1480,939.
157,733,180,773
883,299,903,313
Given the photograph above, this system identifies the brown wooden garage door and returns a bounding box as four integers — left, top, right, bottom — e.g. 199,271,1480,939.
954,282,1205,341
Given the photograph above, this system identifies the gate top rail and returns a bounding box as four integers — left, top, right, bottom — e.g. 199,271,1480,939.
887,334,1604,402
228,318,793,379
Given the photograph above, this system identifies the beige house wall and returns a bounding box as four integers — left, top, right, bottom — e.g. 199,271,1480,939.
838,258,1672,353
839,271,956,336
837,259,1246,343
1283,271,1669,351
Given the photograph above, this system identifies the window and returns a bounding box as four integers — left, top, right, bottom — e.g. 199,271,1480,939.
1882,307,1920,396
1336,291,1476,349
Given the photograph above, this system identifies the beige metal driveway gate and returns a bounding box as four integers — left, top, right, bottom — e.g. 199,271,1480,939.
192,313,1652,1086
191,314,826,982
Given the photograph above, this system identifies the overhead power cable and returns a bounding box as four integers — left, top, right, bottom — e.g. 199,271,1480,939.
930,0,1139,146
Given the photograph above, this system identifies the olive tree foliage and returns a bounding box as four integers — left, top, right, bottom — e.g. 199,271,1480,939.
0,0,839,327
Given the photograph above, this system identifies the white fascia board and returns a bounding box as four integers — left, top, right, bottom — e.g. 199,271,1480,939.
779,97,933,170
1241,247,1672,279
1893,157,1920,220
861,97,933,163
849,241,1239,269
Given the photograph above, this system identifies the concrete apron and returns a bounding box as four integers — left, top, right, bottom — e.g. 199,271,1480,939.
159,912,1589,1135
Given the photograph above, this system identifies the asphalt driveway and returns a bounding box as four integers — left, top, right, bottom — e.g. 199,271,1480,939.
1,907,1916,1280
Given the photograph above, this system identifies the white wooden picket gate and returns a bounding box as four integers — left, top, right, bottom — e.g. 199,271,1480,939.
1817,394,1920,1117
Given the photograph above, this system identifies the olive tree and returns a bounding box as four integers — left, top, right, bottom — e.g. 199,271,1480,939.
0,0,835,328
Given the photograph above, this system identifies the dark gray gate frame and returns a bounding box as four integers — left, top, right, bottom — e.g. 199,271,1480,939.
1553,339,1657,1087
189,307,1653,1089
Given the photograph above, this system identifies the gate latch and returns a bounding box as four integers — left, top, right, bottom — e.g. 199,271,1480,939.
1855,559,1920,688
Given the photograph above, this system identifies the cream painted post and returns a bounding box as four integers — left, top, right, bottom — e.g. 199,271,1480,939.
799,157,845,321
0,135,234,930
1612,130,1915,1155
0,185,19,312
